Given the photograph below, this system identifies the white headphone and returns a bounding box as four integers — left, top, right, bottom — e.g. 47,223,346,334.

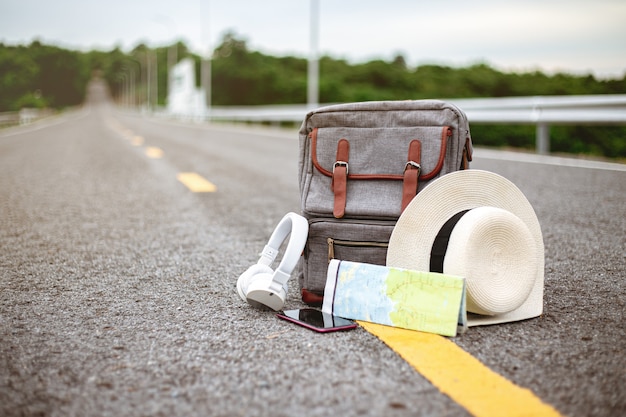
237,212,309,311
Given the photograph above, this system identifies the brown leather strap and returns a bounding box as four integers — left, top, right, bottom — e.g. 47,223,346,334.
331,139,349,218
401,140,421,212
310,126,452,181
301,288,324,306
461,146,469,170
461,137,472,170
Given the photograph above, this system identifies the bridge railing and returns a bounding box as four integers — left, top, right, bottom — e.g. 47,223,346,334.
449,95,626,154
165,94,626,155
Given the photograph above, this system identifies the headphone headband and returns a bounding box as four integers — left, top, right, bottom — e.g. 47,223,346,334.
258,212,308,290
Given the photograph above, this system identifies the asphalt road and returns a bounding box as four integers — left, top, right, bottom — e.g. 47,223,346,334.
1,81,625,417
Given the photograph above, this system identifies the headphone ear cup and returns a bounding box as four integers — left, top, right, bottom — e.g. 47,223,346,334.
236,264,274,302
245,272,287,311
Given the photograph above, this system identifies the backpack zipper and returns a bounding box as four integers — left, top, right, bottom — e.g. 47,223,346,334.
327,238,389,262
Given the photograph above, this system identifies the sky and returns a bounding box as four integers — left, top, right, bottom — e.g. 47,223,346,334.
1,0,625,79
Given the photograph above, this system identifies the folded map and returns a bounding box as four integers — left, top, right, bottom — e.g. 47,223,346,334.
322,260,467,337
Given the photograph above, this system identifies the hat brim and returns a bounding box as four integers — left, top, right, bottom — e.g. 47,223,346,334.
386,169,544,326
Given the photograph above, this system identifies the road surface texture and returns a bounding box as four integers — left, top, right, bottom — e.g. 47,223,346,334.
1,81,625,416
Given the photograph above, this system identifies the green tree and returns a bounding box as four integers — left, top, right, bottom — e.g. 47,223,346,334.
28,41,89,108
0,44,42,111
211,32,307,105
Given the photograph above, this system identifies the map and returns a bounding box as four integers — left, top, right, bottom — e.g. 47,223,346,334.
322,260,466,337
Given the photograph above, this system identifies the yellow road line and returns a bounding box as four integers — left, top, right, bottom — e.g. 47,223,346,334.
358,321,563,417
176,172,217,193
131,136,144,146
145,147,163,159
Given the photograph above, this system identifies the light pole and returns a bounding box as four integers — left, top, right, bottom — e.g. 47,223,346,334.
128,67,135,107
131,51,156,111
308,0,320,109
149,49,158,111
153,14,178,102
201,0,212,120
117,72,129,107
125,59,142,108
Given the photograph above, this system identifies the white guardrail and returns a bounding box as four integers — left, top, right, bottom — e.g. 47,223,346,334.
188,94,626,155
0,108,56,127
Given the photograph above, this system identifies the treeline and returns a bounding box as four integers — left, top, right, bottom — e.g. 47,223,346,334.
1,33,625,158
0,41,90,110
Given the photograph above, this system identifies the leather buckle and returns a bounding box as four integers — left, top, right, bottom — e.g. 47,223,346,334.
404,161,421,173
333,161,349,175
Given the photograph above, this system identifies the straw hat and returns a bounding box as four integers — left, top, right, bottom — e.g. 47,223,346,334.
386,170,544,326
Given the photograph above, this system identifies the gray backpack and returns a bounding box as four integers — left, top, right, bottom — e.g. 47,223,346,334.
297,100,473,305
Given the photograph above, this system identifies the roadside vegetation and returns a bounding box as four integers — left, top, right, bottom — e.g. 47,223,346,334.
1,32,625,158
